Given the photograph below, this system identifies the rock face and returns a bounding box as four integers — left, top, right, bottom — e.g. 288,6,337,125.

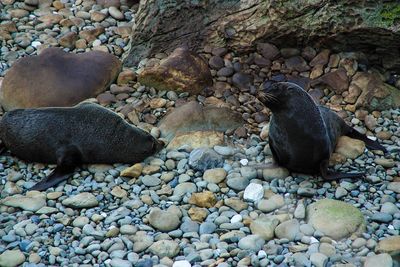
158,101,243,141
0,47,121,110
124,1,400,72
306,199,366,240
138,47,212,95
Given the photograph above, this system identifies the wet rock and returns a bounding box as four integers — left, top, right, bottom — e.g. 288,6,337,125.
138,47,212,95
307,199,365,240
158,101,243,141
0,48,121,110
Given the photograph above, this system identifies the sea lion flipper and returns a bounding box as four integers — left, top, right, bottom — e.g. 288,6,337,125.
30,166,74,191
30,145,82,191
346,127,387,153
320,161,364,181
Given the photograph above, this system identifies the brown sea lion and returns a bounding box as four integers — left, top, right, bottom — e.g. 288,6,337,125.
0,102,164,190
258,82,387,180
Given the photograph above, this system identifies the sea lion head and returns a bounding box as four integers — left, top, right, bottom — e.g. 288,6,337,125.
258,82,303,111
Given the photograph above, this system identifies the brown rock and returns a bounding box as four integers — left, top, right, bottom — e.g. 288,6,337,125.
284,56,309,72
167,130,224,150
375,236,400,256
114,26,132,38
158,101,243,141
364,115,377,131
310,49,330,67
189,191,217,208
224,198,248,212
0,21,17,33
0,48,121,110
344,84,362,104
311,68,349,93
352,72,400,111
75,39,87,49
96,0,120,7
58,32,78,49
138,47,212,95
117,69,137,85
149,98,167,109
91,11,107,22
79,27,105,43
53,0,64,9
121,163,143,178
8,9,29,18
188,207,208,222
38,14,63,25
335,136,365,159
310,64,324,79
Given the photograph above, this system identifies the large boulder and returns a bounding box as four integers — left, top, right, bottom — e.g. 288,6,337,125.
138,47,212,95
0,48,121,110
306,199,366,240
158,101,243,141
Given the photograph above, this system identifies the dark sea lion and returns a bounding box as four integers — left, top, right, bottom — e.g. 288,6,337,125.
258,82,387,180
0,102,164,191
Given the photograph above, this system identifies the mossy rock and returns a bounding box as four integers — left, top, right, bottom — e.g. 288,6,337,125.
306,199,366,240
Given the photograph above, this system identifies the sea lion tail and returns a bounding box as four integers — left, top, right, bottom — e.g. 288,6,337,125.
345,128,387,153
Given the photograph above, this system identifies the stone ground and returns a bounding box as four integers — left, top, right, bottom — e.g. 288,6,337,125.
0,1,400,267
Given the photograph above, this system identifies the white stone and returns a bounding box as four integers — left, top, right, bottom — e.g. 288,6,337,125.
243,183,264,202
173,260,191,267
240,158,248,166
31,41,41,48
231,214,242,224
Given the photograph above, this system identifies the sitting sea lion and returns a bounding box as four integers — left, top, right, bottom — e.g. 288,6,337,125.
0,102,164,190
258,82,387,180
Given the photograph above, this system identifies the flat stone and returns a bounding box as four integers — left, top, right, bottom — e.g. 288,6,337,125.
0,194,46,212
167,130,224,150
148,207,181,232
158,101,243,141
148,240,179,258
0,249,26,267
62,192,99,208
364,253,392,267
307,199,365,240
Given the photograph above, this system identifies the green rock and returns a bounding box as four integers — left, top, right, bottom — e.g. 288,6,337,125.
306,199,365,240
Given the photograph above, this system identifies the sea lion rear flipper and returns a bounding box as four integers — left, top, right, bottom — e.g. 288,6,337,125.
0,141,5,154
30,166,75,191
30,145,82,191
346,127,387,153
320,161,364,181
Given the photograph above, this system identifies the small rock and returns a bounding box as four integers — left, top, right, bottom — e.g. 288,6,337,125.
62,192,99,208
148,240,180,258
188,191,217,208
243,183,264,202
148,208,181,232
203,168,227,184
121,163,142,178
364,253,392,267
238,235,265,252
274,219,300,241
310,252,328,267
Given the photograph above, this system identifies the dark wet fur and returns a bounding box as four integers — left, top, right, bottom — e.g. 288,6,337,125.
259,82,387,181
0,102,164,190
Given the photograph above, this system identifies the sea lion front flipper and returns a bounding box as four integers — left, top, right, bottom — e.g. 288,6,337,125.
30,145,82,191
345,127,387,153
319,161,364,181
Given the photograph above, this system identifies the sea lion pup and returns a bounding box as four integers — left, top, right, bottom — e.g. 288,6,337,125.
258,82,387,180
0,102,164,191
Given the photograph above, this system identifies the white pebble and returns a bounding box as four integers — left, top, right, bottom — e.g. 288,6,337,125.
243,183,264,202
230,214,242,224
240,158,249,166
172,260,191,267
310,236,319,244
31,41,41,48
